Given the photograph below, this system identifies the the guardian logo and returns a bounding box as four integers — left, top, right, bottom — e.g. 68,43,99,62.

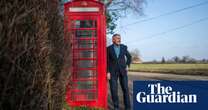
136,83,197,103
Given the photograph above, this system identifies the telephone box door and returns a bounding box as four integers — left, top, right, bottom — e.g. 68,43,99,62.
70,16,99,101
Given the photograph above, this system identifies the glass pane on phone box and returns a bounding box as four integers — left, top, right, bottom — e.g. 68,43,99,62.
76,70,97,79
75,20,96,28
75,50,96,58
75,81,96,89
75,30,96,38
77,40,97,48
77,60,96,68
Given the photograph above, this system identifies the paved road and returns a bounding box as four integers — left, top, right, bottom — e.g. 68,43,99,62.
108,72,208,110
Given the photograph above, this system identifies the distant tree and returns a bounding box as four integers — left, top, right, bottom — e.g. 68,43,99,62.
130,48,142,63
161,57,166,63
181,56,197,63
152,59,158,64
200,59,208,63
189,58,196,63
181,56,190,63
172,56,180,63
202,59,206,63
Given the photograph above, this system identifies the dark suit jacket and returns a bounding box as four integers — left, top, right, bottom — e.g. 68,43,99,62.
107,44,132,75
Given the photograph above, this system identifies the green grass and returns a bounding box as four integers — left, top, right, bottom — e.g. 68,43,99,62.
129,63,208,76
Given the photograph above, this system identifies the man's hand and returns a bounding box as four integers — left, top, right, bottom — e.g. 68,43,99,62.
107,72,111,80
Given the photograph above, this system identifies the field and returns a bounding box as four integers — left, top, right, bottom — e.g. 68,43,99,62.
129,63,208,76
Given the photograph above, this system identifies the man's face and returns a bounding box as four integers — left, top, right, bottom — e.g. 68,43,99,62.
112,35,121,45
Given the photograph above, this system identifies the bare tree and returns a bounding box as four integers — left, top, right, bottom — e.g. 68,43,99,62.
105,0,146,16
172,56,180,63
100,0,146,34
181,56,196,63
161,57,166,63
130,48,142,63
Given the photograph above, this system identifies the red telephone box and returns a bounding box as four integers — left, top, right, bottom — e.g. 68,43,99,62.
64,0,107,109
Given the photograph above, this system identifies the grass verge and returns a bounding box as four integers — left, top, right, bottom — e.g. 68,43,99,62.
129,64,208,76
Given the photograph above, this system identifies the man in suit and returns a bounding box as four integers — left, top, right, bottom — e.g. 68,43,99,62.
107,34,132,110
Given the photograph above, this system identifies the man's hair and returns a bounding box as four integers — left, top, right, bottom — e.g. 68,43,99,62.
112,33,121,38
